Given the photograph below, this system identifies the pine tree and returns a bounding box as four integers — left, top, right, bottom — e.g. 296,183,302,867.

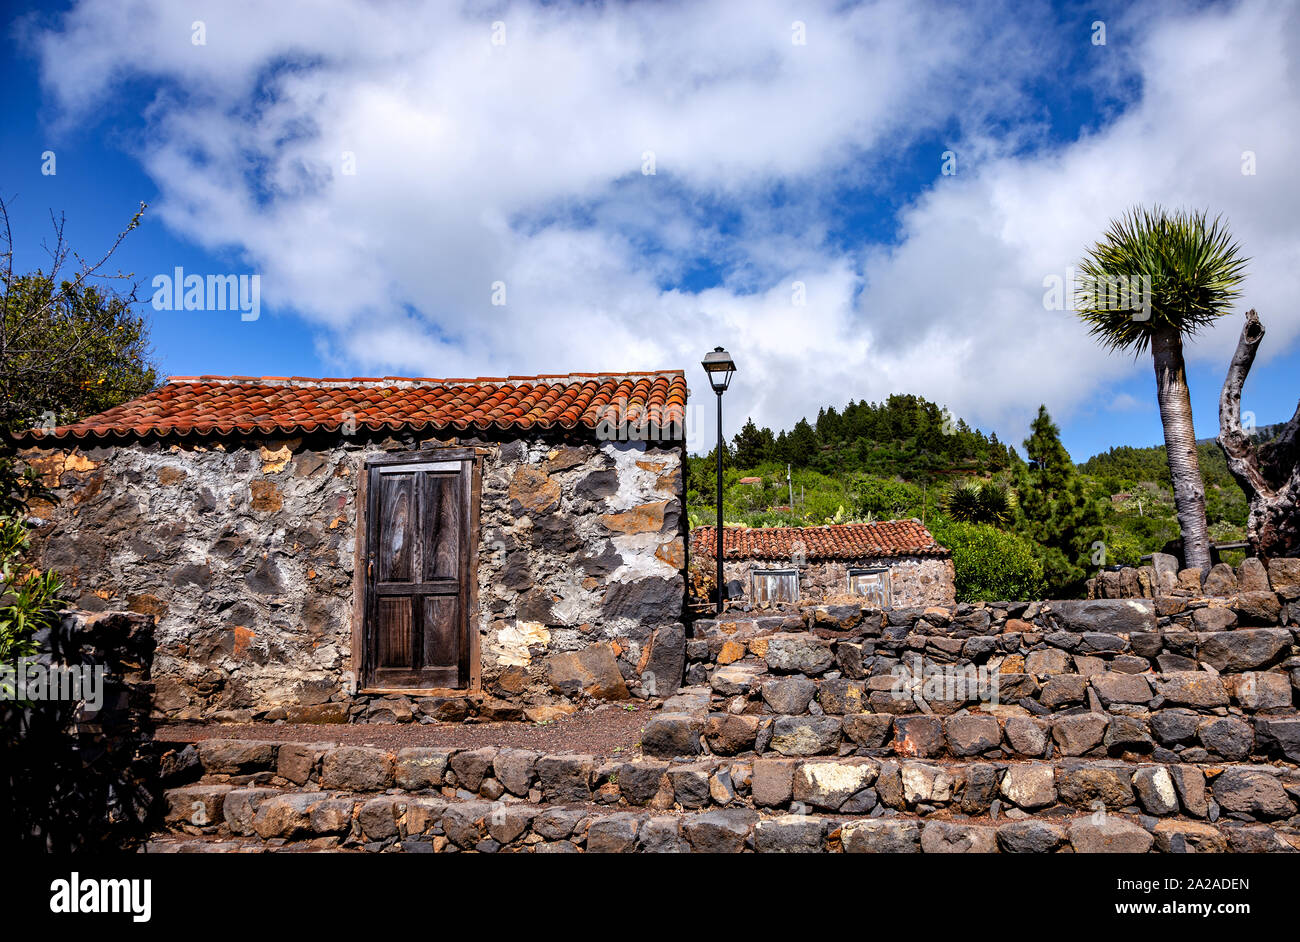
988,432,1006,472
1013,405,1103,596
772,430,791,465
816,405,844,443
732,418,771,467
787,418,820,465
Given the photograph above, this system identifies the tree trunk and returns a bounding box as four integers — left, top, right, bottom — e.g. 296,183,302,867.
1151,326,1211,574
1219,309,1300,558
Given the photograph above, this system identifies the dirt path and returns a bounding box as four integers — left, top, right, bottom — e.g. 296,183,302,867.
157,702,653,759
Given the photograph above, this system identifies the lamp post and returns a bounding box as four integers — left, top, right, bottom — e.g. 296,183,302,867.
701,346,736,615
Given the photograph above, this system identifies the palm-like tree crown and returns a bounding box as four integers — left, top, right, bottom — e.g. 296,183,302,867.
1076,206,1248,354
943,479,1013,526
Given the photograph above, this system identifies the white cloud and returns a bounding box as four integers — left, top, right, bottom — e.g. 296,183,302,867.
1107,392,1144,413
841,0,1300,443
26,0,1300,451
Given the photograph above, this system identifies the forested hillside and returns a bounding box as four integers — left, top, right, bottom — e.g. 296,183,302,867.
686,394,1255,601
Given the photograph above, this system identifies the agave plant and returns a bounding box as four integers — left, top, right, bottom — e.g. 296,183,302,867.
1077,206,1248,574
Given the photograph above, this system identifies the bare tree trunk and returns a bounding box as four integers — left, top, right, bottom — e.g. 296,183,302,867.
1219,309,1300,558
1152,326,1211,574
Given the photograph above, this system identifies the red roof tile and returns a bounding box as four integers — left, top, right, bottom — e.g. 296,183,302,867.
691,521,949,561
18,371,688,443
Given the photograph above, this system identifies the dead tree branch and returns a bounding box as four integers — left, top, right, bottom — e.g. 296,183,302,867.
1219,308,1300,558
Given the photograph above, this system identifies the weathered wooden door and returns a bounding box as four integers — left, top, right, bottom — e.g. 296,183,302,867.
364,454,474,689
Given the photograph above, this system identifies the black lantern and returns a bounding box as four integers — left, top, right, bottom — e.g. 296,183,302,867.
701,346,736,613
701,346,736,393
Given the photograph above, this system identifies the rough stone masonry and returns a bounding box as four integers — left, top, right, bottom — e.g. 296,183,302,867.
22,427,688,724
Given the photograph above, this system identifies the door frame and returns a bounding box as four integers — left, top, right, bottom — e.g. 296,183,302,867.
351,446,484,695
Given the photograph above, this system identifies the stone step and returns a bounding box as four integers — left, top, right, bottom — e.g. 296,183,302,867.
155,779,1299,853
710,661,1297,717
162,750,1300,839
665,707,1300,765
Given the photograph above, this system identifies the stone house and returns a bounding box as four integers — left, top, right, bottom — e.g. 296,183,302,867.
16,371,689,722
691,520,954,609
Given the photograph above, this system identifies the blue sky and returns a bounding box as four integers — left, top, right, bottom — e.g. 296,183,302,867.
3,0,1298,461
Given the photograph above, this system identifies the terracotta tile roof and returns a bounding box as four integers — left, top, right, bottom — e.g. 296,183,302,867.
18,371,688,443
691,521,949,561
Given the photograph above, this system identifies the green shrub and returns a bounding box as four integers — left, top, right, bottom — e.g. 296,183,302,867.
850,474,924,520
0,457,66,683
0,516,65,667
1096,527,1146,568
931,519,1046,602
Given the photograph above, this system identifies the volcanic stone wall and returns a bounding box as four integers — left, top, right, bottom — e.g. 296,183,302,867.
22,431,686,723
2,610,158,850
156,735,1300,853
1089,552,1300,602
680,597,1300,765
146,595,1300,853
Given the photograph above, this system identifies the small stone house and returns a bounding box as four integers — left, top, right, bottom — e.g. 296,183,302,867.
16,371,689,722
691,520,954,609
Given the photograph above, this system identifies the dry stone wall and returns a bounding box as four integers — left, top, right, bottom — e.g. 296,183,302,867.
22,431,686,723
1090,552,1300,603
2,610,158,850
678,597,1300,768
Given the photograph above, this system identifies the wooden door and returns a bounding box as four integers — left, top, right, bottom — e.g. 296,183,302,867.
364,455,473,689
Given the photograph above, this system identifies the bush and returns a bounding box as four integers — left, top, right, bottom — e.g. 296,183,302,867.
0,517,64,668
0,453,66,680
850,474,924,520
931,519,1046,602
742,509,808,528
1096,527,1146,568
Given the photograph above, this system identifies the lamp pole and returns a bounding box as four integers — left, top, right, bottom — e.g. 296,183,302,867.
700,346,736,616
715,387,724,615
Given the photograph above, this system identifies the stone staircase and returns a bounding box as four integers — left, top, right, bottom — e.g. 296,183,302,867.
147,598,1300,853
148,733,1298,853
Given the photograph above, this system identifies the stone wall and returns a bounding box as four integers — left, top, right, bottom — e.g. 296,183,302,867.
1089,553,1300,602
157,735,1300,852
22,431,686,723
1,610,159,850
717,556,955,610
684,598,1299,761
145,593,1300,854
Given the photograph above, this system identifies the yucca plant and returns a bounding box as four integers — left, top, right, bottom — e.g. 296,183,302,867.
944,481,980,522
975,481,1013,526
1077,207,1248,574
943,480,1013,526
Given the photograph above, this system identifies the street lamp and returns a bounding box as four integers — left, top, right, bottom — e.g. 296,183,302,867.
701,346,736,614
